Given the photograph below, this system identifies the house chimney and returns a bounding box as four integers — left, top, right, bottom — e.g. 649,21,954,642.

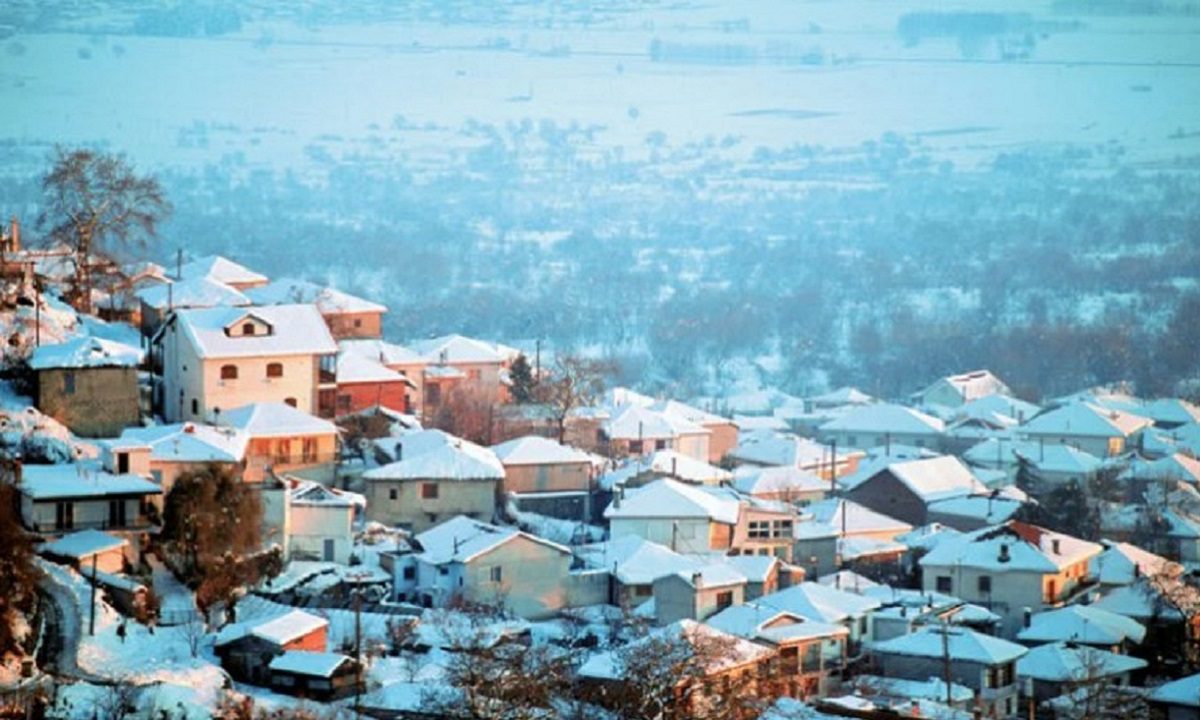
183,423,195,434
1023,607,1032,628
998,543,1010,563
8,216,19,252
911,700,920,717
1051,539,1061,555
671,456,677,478
692,571,703,589
1133,563,1140,579
395,442,403,461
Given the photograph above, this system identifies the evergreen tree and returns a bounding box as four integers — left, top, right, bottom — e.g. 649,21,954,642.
509,353,536,404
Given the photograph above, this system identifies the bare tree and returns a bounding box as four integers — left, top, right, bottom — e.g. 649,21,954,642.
535,355,614,444
96,679,139,720
38,147,170,313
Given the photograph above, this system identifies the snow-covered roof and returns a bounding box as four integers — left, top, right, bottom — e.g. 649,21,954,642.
177,255,267,287
364,438,504,481
733,415,790,433
721,554,780,583
600,450,731,489
876,455,988,502
1016,642,1146,682
734,466,828,497
851,675,975,706
820,403,945,437
577,620,771,680
414,515,569,564
1150,672,1200,707
1016,604,1146,645
1013,443,1104,475
921,370,1011,404
246,277,386,315
1090,540,1180,586
1121,453,1200,484
490,435,592,466
800,498,912,538
603,405,708,440
222,402,337,438
172,304,337,359
920,521,1102,574
1022,402,1153,439
603,386,656,409
29,336,143,370
41,529,128,559
290,481,359,508
268,651,352,678
706,604,848,645
1092,579,1192,621
136,275,251,310
809,387,874,407
817,570,880,593
895,523,964,553
19,463,163,500
669,562,747,590
1144,398,1200,427
647,399,731,427
730,433,846,468
756,582,881,624
958,393,1041,424
410,334,514,364
927,495,1024,525
339,338,426,367
114,422,248,463
574,536,697,585
335,350,412,386
871,626,1026,665
250,609,329,646
604,478,741,524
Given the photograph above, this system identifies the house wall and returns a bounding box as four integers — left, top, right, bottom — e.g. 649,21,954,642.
845,471,929,527
609,517,712,553
502,461,591,494
336,379,413,416
461,535,572,619
37,367,140,438
875,654,1018,717
365,478,498,533
1020,432,1125,459
676,432,711,463
259,482,290,557
202,356,318,421
324,311,383,340
244,433,338,484
289,503,353,563
24,496,147,533
922,559,1093,638
922,381,967,409
652,574,745,625
793,535,840,577
64,546,127,574
705,422,738,464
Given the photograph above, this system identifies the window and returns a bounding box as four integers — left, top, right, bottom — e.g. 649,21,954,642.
490,566,503,583
936,576,952,593
978,575,992,594
716,590,734,612
422,483,439,499
772,519,793,538
388,488,398,501
748,521,770,539
191,399,198,415
1045,579,1057,603
402,566,415,580
628,440,643,454
438,566,449,576
220,364,238,380
116,452,129,474
63,371,76,395
266,362,283,378
337,394,352,412
655,439,668,450
468,369,481,381
284,397,297,408
242,322,256,336
353,318,362,328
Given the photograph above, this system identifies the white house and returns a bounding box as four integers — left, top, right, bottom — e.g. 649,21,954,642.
154,304,339,422
286,480,358,564
917,370,1012,409
818,404,945,451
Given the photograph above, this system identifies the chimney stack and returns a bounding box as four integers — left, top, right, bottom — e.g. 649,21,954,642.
1023,607,1032,628
692,571,703,589
8,216,19,252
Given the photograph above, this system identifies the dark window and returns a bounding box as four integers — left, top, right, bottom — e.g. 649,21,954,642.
403,566,415,580
337,394,352,411
936,576,952,593
716,591,734,612
284,397,298,408
978,575,992,593
191,399,198,415
655,439,668,450
63,371,76,395
353,318,362,328
116,452,129,474
242,322,255,336
220,364,238,380
490,566,502,583
266,362,283,378
422,483,439,499
628,440,643,454
388,488,398,501
438,566,449,576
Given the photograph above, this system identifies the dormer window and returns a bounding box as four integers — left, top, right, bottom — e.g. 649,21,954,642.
242,322,256,336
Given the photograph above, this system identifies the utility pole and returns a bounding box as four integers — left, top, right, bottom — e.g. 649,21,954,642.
89,553,98,636
535,338,541,380
351,571,366,720
941,620,952,707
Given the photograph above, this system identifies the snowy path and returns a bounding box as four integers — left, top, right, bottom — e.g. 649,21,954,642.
37,568,106,684
147,555,200,626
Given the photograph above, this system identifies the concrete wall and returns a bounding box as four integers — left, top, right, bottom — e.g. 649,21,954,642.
652,574,745,625
37,366,140,438
845,471,929,527
502,461,591,494
365,477,498,533
324,311,383,340
705,422,738,464
461,535,572,619
609,517,714,553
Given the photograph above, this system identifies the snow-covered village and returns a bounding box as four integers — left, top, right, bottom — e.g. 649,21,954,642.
3,1,1200,719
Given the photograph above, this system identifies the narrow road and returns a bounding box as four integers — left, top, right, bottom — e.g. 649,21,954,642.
36,570,108,685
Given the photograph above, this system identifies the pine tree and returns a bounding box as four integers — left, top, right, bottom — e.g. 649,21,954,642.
509,353,536,404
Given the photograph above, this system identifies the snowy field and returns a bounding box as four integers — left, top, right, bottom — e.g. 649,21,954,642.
2,1,1199,177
